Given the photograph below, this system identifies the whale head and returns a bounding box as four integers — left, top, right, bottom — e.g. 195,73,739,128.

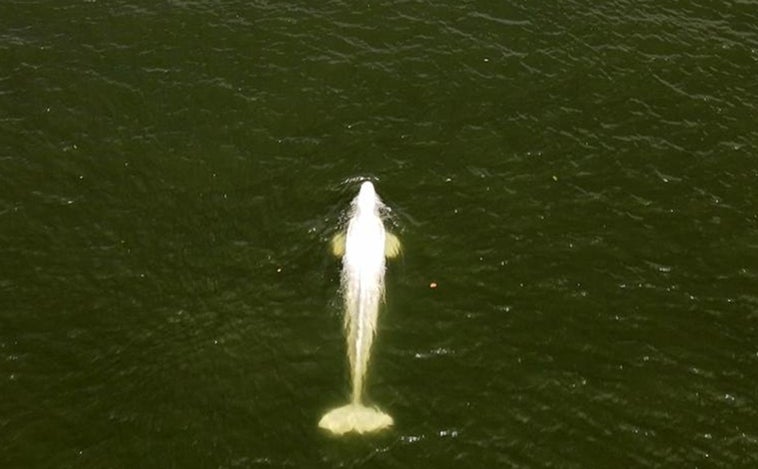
356,181,379,213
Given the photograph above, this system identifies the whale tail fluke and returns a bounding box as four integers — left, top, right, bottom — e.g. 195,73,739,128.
318,403,393,435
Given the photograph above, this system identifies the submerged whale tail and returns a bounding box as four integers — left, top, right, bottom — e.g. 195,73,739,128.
318,403,393,435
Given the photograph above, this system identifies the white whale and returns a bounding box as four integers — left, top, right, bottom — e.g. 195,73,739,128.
319,181,401,435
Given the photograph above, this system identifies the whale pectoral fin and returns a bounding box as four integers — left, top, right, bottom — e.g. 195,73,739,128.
331,232,346,257
385,233,401,258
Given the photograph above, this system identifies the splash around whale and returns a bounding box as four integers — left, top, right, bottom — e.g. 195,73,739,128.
319,181,401,435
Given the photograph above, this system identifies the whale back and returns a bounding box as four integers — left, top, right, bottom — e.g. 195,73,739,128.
341,182,387,401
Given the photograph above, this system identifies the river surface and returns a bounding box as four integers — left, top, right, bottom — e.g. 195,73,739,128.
2,1,758,467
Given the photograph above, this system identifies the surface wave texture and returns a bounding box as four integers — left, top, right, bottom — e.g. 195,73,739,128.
1,0,757,467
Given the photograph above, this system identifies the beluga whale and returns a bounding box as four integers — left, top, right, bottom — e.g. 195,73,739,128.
319,181,401,435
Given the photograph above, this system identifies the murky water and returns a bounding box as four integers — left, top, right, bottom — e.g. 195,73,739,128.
2,1,758,467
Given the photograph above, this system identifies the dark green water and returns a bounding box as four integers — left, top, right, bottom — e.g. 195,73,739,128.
2,1,758,467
